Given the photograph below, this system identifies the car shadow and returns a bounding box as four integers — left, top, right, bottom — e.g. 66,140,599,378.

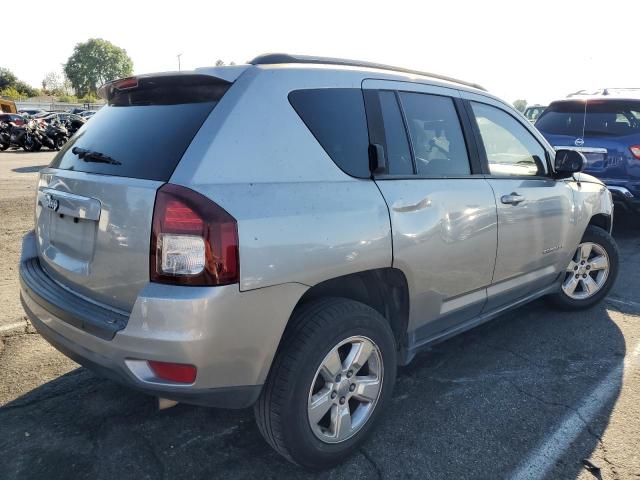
0,299,625,480
11,165,47,173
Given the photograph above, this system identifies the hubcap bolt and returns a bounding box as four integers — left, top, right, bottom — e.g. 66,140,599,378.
346,370,353,378
335,374,341,382
349,383,356,392
583,274,587,278
574,266,578,271
586,265,590,270
339,397,346,405
575,274,579,279
581,261,585,265
331,391,337,399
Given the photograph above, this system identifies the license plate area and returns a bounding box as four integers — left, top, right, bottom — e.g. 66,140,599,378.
582,152,606,169
36,188,101,276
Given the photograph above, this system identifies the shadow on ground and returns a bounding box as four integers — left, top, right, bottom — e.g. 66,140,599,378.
11,165,47,173
0,299,625,479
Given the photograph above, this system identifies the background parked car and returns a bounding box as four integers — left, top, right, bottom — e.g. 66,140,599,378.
78,110,97,119
535,89,640,214
524,104,546,123
18,109,46,117
0,113,26,126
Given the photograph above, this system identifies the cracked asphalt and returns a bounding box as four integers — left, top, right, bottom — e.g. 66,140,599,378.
1,151,640,479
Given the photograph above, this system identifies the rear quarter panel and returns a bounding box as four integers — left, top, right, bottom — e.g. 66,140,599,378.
171,66,393,291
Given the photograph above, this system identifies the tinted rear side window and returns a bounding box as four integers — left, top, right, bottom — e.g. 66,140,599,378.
49,75,230,181
536,100,640,137
398,92,471,176
289,88,370,178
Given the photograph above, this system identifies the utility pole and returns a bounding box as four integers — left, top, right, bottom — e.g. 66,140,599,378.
177,53,183,71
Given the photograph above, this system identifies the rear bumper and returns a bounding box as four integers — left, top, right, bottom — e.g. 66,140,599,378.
19,232,308,408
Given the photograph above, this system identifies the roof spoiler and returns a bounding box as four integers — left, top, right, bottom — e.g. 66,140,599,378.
98,73,231,104
250,53,487,92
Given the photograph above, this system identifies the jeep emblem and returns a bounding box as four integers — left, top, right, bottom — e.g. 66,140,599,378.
45,194,59,212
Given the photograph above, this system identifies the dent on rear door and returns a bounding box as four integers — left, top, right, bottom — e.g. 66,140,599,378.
376,178,498,341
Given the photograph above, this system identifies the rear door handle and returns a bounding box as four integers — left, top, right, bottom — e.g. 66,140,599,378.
392,197,432,213
500,192,525,205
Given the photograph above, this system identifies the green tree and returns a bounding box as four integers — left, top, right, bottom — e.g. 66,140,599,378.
42,71,65,96
513,99,527,112
0,68,39,97
64,38,133,97
0,87,23,100
0,68,17,90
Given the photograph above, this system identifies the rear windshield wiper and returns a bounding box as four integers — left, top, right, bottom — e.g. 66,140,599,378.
72,146,122,165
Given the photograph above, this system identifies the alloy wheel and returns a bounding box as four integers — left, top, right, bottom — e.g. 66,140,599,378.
562,242,610,300
307,335,383,444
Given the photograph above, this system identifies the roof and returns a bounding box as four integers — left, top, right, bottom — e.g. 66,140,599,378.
249,53,487,92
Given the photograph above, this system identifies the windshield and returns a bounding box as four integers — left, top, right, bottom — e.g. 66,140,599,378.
536,99,640,137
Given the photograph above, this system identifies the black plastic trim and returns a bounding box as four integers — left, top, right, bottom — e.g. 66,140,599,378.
19,256,128,340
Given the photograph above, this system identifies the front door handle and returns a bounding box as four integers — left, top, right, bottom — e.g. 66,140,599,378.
500,192,525,205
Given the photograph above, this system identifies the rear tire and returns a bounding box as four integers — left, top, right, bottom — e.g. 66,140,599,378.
548,225,619,310
254,297,397,469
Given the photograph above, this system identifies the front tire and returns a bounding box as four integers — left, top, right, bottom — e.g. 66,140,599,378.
549,225,619,310
254,298,397,469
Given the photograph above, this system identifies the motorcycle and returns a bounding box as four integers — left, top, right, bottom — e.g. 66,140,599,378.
44,121,69,150
63,116,86,136
0,122,11,150
10,120,42,152
32,121,56,150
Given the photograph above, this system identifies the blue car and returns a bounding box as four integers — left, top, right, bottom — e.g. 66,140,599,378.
535,91,640,214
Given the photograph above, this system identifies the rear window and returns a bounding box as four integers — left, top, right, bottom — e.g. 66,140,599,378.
536,99,640,137
49,75,230,181
289,88,370,178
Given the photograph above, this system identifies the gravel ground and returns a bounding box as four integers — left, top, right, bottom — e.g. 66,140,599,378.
1,150,639,479
0,150,45,334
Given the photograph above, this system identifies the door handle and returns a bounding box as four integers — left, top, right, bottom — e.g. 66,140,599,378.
500,192,525,205
392,197,432,213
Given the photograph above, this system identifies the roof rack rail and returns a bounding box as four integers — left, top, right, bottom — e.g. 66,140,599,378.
249,53,487,92
567,87,640,98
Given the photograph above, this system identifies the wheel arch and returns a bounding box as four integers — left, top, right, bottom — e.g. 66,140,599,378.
588,213,612,234
280,268,410,361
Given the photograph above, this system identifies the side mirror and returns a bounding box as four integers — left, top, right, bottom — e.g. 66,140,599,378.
553,149,584,179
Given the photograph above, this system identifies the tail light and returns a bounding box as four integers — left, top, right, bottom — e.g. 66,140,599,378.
150,184,239,286
630,145,640,160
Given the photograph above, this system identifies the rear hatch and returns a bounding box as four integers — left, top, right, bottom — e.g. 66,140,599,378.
535,99,640,180
35,73,231,311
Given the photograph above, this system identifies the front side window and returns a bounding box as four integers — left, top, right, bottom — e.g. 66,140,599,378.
471,102,547,177
398,92,471,176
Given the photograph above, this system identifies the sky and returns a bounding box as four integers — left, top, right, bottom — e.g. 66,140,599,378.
2,0,638,106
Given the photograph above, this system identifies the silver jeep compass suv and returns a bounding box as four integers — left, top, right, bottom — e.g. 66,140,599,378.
19,54,619,468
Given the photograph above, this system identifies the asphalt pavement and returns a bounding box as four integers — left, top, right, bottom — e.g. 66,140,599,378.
1,151,639,479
